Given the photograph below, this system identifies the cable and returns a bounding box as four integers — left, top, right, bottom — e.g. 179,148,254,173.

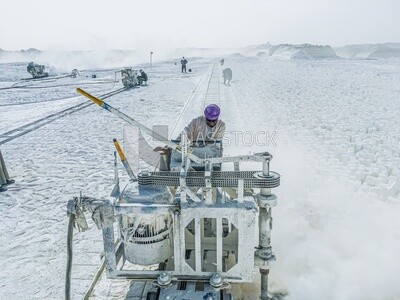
65,213,75,300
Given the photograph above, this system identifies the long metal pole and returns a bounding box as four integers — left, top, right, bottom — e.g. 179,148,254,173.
76,88,203,164
259,157,273,300
260,269,269,300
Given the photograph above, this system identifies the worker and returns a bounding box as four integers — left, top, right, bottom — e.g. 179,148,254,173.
137,69,148,85
223,68,232,85
181,57,188,73
154,104,225,170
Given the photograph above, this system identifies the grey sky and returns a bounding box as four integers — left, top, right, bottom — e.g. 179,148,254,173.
1,0,400,51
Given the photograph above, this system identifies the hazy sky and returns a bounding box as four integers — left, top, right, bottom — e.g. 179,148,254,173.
1,0,400,51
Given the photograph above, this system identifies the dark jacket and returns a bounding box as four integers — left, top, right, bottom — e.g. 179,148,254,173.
140,70,148,81
223,68,232,80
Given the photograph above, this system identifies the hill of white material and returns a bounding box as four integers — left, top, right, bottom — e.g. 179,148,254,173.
269,44,339,60
335,43,400,59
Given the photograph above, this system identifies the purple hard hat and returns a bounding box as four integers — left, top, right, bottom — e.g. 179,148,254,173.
204,104,220,121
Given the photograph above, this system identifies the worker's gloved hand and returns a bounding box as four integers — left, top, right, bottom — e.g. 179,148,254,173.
154,146,169,155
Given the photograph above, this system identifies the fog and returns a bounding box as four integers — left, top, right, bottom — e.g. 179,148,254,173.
1,0,400,52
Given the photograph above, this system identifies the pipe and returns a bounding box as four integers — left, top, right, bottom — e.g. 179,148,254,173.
76,88,203,164
260,269,269,300
258,156,273,300
65,213,75,300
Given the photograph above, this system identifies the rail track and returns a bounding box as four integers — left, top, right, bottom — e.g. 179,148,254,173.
0,87,128,145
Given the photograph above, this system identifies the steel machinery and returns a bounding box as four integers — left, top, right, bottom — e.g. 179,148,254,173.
27,62,49,78
121,67,139,88
66,89,281,300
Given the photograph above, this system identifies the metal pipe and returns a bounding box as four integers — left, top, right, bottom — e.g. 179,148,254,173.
260,269,269,300
261,157,271,196
259,208,271,248
258,155,274,300
65,214,75,300
78,88,205,164
113,138,137,181
262,158,270,177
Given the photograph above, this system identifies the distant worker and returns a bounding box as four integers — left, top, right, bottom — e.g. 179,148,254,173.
220,58,225,66
0,150,14,192
181,57,188,73
71,69,80,78
137,69,148,85
223,68,232,85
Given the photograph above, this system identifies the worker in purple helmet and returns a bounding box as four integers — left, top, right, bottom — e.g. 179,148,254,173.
182,104,226,143
154,104,226,157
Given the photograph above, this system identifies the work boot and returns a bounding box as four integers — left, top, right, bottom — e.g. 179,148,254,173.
6,179,15,185
0,185,7,192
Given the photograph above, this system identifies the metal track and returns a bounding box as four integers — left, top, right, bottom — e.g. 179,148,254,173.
169,63,221,138
138,170,280,188
0,87,128,145
0,75,71,91
204,63,221,107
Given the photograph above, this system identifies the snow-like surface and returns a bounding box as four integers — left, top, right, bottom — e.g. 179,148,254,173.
1,56,400,299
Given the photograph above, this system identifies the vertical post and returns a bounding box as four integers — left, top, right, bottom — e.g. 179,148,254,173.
216,218,223,272
150,51,153,68
173,211,182,272
238,179,244,203
100,201,117,278
260,155,271,196
260,269,269,300
205,161,213,204
256,154,277,300
195,218,202,272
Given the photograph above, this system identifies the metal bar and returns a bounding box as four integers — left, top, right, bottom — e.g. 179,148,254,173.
238,179,244,203
259,208,271,248
102,228,116,271
216,218,223,272
113,270,242,281
83,260,105,300
173,211,182,272
195,218,202,272
211,154,270,164
113,138,137,181
82,241,123,299
102,225,117,276
260,269,269,300
186,188,202,202
113,203,176,215
76,88,204,164
205,162,213,204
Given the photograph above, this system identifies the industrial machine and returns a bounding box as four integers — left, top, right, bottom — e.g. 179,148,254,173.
66,89,281,300
121,67,139,88
27,62,49,78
